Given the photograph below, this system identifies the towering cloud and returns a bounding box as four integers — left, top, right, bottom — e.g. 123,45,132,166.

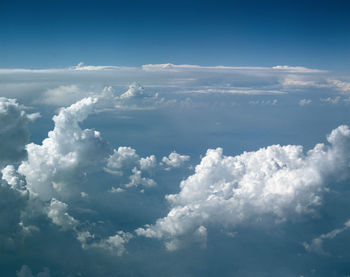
18,97,111,201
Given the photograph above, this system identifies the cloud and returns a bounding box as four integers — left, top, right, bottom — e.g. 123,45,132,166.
106,149,191,189
0,98,39,165
44,195,132,255
281,78,322,87
0,64,349,275
272,65,326,73
299,99,312,106
1,165,26,192
47,198,78,231
0,97,114,252
96,83,163,111
142,63,325,73
40,85,87,106
0,63,134,74
18,97,112,201
16,265,50,277
45,197,132,255
0,180,29,243
320,96,341,104
303,219,350,255
0,63,326,74
75,228,133,256
327,79,350,93
0,96,159,255
182,88,284,95
124,167,156,188
249,99,278,105
141,63,270,72
109,187,125,193
136,125,350,250
90,231,134,256
70,62,128,71
105,147,140,175
161,151,190,169
0,63,333,109
106,147,158,189
139,155,157,171
280,77,350,98
113,83,162,110
119,83,146,99
80,191,88,198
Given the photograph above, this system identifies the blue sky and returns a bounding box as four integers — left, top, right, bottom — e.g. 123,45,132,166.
1,1,350,276
1,0,350,70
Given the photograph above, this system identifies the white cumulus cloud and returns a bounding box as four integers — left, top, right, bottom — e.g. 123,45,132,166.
105,147,139,175
1,165,26,192
47,198,78,231
18,97,111,201
139,155,157,172
124,168,156,188
106,147,158,189
162,151,190,169
90,231,134,256
136,125,350,250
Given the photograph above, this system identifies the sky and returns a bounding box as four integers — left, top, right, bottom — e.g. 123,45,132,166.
1,0,350,71
1,1,350,277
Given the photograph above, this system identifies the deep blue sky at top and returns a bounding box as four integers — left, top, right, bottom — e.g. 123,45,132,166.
0,0,349,71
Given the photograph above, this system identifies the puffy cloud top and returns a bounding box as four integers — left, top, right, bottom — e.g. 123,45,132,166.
120,83,145,99
137,126,350,250
139,155,157,171
162,151,190,168
105,147,139,175
105,146,159,189
18,97,111,200
47,198,78,231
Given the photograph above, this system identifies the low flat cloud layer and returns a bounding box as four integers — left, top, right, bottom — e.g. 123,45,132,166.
1,63,349,108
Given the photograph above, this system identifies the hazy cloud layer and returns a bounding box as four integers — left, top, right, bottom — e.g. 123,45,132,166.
0,63,348,109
